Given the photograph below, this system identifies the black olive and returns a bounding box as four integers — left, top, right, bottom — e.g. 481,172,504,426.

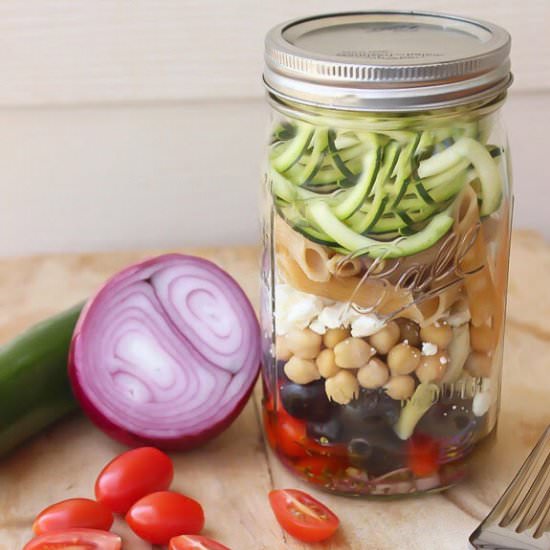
280,379,336,422
338,389,401,428
306,389,403,448
348,438,373,457
348,431,406,476
362,447,406,477
416,396,481,446
307,415,345,443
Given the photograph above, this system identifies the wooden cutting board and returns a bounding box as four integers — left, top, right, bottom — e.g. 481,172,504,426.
1,231,549,550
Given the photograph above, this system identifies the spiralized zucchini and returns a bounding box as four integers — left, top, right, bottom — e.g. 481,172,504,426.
269,118,504,257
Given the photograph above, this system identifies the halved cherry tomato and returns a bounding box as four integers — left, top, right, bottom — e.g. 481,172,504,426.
32,498,113,535
263,407,278,450
274,409,339,459
169,534,231,550
408,434,440,477
23,528,121,550
95,446,174,514
264,389,345,460
275,412,310,458
126,490,205,545
269,489,339,543
262,383,275,413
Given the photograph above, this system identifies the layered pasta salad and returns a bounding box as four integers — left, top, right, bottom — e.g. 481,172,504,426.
261,106,511,495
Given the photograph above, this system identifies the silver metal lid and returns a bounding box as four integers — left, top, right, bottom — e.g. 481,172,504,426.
264,11,512,111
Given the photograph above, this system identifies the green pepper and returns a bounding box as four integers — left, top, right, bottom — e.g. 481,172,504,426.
0,304,83,457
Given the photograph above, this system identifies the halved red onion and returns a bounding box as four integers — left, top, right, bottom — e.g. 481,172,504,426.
69,254,260,450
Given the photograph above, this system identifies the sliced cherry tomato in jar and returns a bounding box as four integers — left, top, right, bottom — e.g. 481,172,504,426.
169,534,231,550
263,404,278,450
408,434,440,477
275,412,310,458
275,410,345,459
263,383,276,413
126,490,205,545
269,489,339,543
95,446,174,514
32,499,113,535
23,528,121,550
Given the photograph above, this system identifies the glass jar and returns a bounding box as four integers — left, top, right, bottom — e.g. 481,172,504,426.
260,12,513,496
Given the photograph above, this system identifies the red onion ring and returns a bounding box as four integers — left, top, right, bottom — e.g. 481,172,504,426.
69,254,260,450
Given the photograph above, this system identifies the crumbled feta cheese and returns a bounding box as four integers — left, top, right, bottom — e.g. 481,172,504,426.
274,282,384,339
439,355,448,365
351,315,385,337
274,284,324,336
309,317,327,335
317,302,349,330
422,342,438,356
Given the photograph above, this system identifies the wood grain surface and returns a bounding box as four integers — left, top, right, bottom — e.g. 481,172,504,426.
0,232,549,549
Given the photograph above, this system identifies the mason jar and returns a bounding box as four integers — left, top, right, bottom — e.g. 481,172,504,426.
260,11,513,496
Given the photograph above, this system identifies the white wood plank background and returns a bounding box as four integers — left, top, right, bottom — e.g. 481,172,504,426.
1,92,548,256
0,0,547,106
0,1,549,256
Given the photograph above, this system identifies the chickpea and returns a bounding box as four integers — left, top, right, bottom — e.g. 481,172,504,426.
325,370,359,405
420,321,453,349
275,335,292,361
465,351,492,378
334,337,376,369
285,328,322,360
357,358,390,389
470,324,496,354
368,321,400,355
416,352,449,383
323,327,350,349
284,356,321,385
387,343,421,375
384,375,416,400
395,318,421,347
316,348,340,378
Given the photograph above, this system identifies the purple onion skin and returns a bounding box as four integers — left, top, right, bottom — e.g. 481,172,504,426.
68,254,261,451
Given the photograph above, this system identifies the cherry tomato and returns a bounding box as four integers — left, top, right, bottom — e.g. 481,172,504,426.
263,386,275,413
275,410,334,458
276,409,348,459
23,528,121,550
32,498,113,535
269,489,339,543
263,406,278,450
275,412,309,458
408,434,440,477
126,490,205,545
169,534,231,550
95,446,174,514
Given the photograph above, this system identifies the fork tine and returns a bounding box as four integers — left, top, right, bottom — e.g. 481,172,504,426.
514,451,550,532
490,427,550,526
533,482,550,539
470,427,550,550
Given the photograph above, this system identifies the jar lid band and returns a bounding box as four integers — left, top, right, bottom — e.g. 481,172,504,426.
264,11,512,111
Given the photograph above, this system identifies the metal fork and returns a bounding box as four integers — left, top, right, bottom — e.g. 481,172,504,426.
470,426,550,549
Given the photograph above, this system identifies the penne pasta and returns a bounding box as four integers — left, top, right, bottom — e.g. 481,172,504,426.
326,254,363,278
275,216,332,283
